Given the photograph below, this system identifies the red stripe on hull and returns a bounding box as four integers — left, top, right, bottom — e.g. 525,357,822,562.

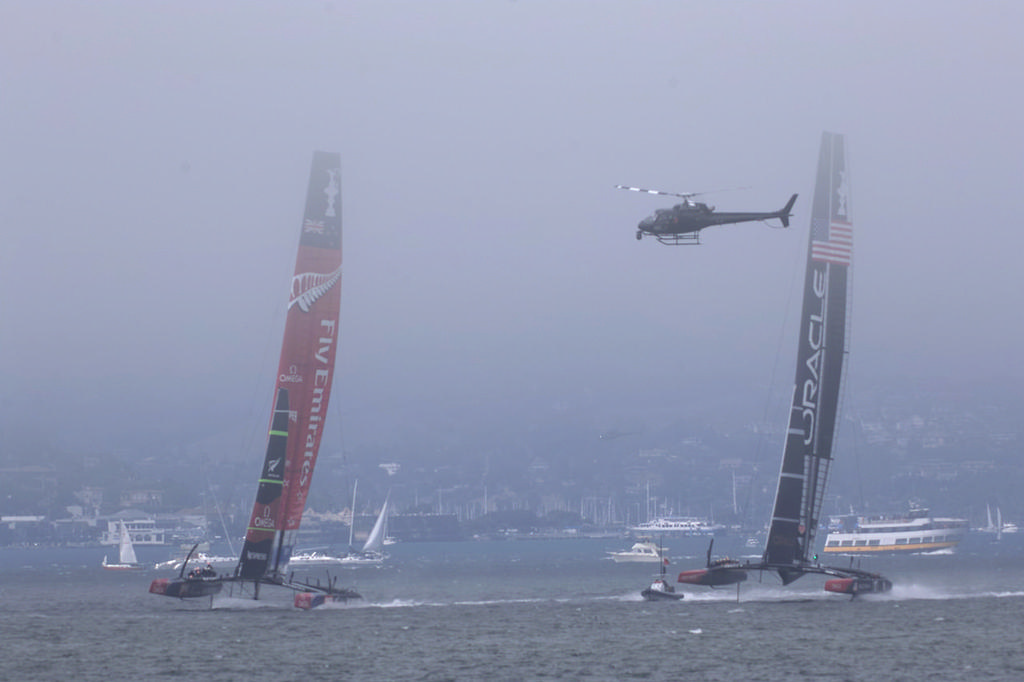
676,567,747,586
824,578,854,594
676,569,711,585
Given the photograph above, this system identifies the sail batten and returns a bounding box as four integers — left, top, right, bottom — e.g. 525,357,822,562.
764,132,852,577
238,388,291,580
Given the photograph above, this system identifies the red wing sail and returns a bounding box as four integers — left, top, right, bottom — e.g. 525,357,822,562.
274,152,343,563
238,388,291,579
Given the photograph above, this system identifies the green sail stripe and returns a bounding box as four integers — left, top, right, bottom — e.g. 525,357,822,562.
269,429,288,437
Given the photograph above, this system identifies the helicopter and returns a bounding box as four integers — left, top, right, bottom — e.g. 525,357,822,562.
616,185,798,245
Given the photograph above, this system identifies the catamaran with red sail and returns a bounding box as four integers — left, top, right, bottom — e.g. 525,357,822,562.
150,152,359,607
675,133,892,598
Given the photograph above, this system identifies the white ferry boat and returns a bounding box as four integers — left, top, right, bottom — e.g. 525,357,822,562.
629,517,721,537
100,518,166,545
823,506,968,554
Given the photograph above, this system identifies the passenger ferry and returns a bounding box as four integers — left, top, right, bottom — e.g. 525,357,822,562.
822,506,968,554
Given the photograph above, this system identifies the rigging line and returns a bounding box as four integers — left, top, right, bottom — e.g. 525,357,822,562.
234,263,293,540
741,219,807,528
211,478,237,558
843,349,866,514
197,457,235,556
835,241,860,513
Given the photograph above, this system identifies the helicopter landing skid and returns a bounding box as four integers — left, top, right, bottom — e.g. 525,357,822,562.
653,232,701,246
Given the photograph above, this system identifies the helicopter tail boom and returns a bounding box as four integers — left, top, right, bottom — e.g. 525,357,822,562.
778,194,798,227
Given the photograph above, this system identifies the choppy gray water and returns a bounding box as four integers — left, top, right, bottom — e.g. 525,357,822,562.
3,536,1024,681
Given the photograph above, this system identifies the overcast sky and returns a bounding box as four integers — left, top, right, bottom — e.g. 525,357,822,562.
2,1,1022,456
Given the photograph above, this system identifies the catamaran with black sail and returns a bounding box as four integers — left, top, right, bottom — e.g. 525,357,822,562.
675,132,892,598
149,152,358,606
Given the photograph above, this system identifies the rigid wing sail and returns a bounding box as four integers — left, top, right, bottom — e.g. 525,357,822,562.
676,133,891,597
150,152,358,606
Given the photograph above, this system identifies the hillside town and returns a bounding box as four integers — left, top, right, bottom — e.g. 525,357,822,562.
3,381,1020,549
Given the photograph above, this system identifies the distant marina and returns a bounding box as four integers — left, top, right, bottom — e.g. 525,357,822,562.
628,516,722,537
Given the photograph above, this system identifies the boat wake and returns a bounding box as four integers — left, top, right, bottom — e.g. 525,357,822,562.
358,596,565,610
678,589,833,603
210,596,287,610
913,547,957,556
885,583,1024,602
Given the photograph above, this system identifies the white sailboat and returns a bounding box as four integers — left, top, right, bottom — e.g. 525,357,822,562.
290,490,391,567
980,504,1018,538
102,520,145,570
337,492,390,565
352,492,390,561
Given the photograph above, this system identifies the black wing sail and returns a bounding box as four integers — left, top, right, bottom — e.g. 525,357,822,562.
764,132,853,583
236,388,291,581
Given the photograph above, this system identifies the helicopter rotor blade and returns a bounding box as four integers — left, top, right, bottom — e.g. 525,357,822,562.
615,185,751,200
615,185,698,200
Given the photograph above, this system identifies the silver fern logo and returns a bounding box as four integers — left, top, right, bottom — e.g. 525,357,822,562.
288,265,342,312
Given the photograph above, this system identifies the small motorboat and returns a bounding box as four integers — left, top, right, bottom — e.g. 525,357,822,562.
638,538,683,601
609,541,666,563
641,576,684,601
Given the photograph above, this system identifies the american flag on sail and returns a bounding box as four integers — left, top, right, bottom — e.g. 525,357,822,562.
811,218,853,265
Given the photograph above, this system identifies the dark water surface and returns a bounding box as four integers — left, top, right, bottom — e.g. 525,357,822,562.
3,536,1024,681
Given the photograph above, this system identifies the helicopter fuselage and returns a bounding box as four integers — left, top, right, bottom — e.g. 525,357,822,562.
634,193,797,244
640,202,791,236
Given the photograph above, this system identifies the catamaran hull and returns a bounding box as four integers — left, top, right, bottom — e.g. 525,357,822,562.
676,568,748,587
294,590,362,610
824,577,893,595
149,577,224,599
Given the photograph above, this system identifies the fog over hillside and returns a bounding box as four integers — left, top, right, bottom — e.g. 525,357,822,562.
2,2,1021,482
